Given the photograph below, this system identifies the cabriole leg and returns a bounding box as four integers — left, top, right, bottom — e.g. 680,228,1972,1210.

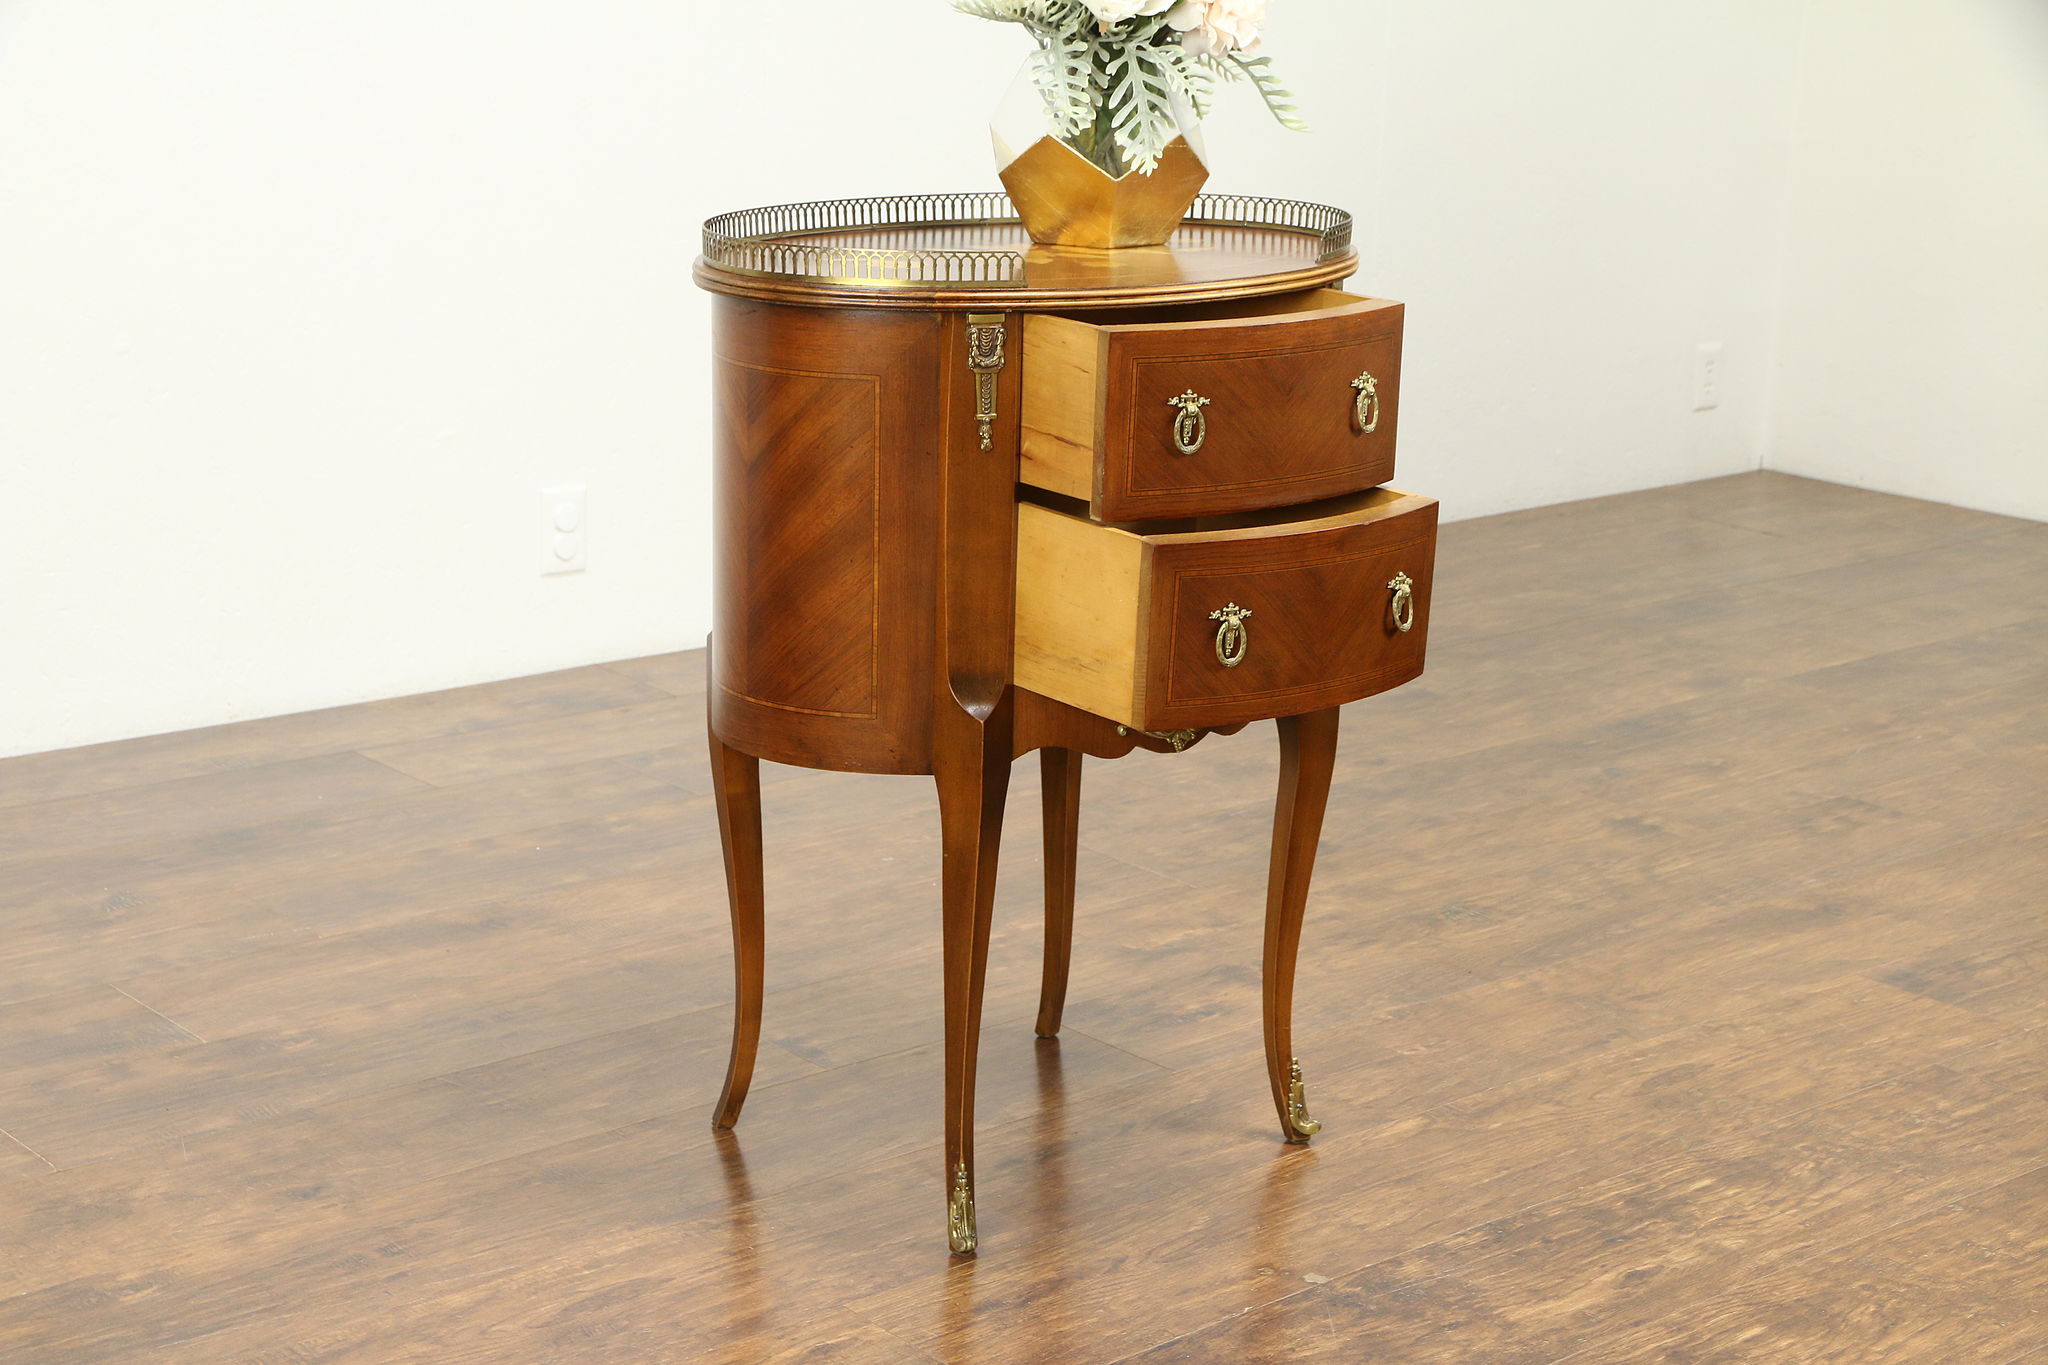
1035,747,1082,1038
1262,706,1340,1143
709,718,766,1131
934,703,1013,1253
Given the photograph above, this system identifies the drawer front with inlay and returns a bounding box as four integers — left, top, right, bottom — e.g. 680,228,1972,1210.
1015,488,1437,730
1021,289,1403,521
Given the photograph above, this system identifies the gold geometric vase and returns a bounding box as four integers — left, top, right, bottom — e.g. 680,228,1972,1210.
999,134,1210,249
991,57,1210,250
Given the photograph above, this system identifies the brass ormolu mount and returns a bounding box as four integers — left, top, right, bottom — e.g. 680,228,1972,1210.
1114,724,1202,753
966,315,1006,452
947,1163,978,1254
1285,1057,1322,1143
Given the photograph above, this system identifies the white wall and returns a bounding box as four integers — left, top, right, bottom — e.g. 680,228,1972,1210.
0,2,2025,759
2,3,710,758
1765,0,2048,520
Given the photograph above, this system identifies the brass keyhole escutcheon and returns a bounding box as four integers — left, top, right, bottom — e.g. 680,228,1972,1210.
1351,370,1380,434
1387,572,1415,633
1168,390,1211,455
1209,601,1252,667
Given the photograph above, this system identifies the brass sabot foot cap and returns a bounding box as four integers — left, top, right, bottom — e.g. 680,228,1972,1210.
1285,1056,1322,1142
947,1163,978,1254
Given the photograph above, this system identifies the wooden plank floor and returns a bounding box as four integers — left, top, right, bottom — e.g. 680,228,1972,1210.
1,471,2042,1363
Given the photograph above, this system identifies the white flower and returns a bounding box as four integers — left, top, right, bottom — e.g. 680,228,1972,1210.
1166,0,1267,56
1083,0,1176,25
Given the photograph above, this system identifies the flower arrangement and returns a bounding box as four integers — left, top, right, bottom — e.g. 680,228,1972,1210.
954,0,1306,177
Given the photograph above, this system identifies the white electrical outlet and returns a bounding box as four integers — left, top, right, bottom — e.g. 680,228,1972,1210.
540,484,587,574
1692,342,1723,411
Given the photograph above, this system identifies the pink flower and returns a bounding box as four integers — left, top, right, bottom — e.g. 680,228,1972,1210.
1166,0,1267,56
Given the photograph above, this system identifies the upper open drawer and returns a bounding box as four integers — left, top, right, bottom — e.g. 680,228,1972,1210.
1019,288,1403,522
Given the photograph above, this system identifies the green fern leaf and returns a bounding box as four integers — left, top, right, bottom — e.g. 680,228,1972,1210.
1182,56,1214,121
1199,53,1245,85
1231,54,1309,132
1101,42,1182,173
1029,28,1094,136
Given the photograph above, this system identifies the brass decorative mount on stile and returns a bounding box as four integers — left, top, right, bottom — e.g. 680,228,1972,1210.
967,315,1006,451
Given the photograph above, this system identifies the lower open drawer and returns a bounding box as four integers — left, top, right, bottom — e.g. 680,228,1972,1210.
1014,487,1438,731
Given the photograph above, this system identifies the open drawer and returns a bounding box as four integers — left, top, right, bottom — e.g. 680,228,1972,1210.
1020,289,1403,522
1014,487,1437,731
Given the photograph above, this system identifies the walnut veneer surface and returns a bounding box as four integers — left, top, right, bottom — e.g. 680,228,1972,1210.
0,473,2043,1358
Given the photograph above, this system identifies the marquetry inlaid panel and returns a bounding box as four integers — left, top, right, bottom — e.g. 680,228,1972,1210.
708,300,943,773
713,359,882,720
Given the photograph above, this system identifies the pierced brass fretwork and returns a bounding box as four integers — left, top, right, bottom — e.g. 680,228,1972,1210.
1285,1057,1322,1142
947,1162,978,1253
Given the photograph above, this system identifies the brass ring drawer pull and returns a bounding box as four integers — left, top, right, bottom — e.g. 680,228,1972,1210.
1351,370,1380,434
1168,390,1211,455
1209,602,1252,667
1387,572,1415,633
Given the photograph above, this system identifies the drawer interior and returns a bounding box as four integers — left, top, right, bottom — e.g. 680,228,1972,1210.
1021,482,1415,537
1045,287,1376,328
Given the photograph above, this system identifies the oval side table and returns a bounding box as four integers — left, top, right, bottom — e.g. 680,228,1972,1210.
695,194,1437,1254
